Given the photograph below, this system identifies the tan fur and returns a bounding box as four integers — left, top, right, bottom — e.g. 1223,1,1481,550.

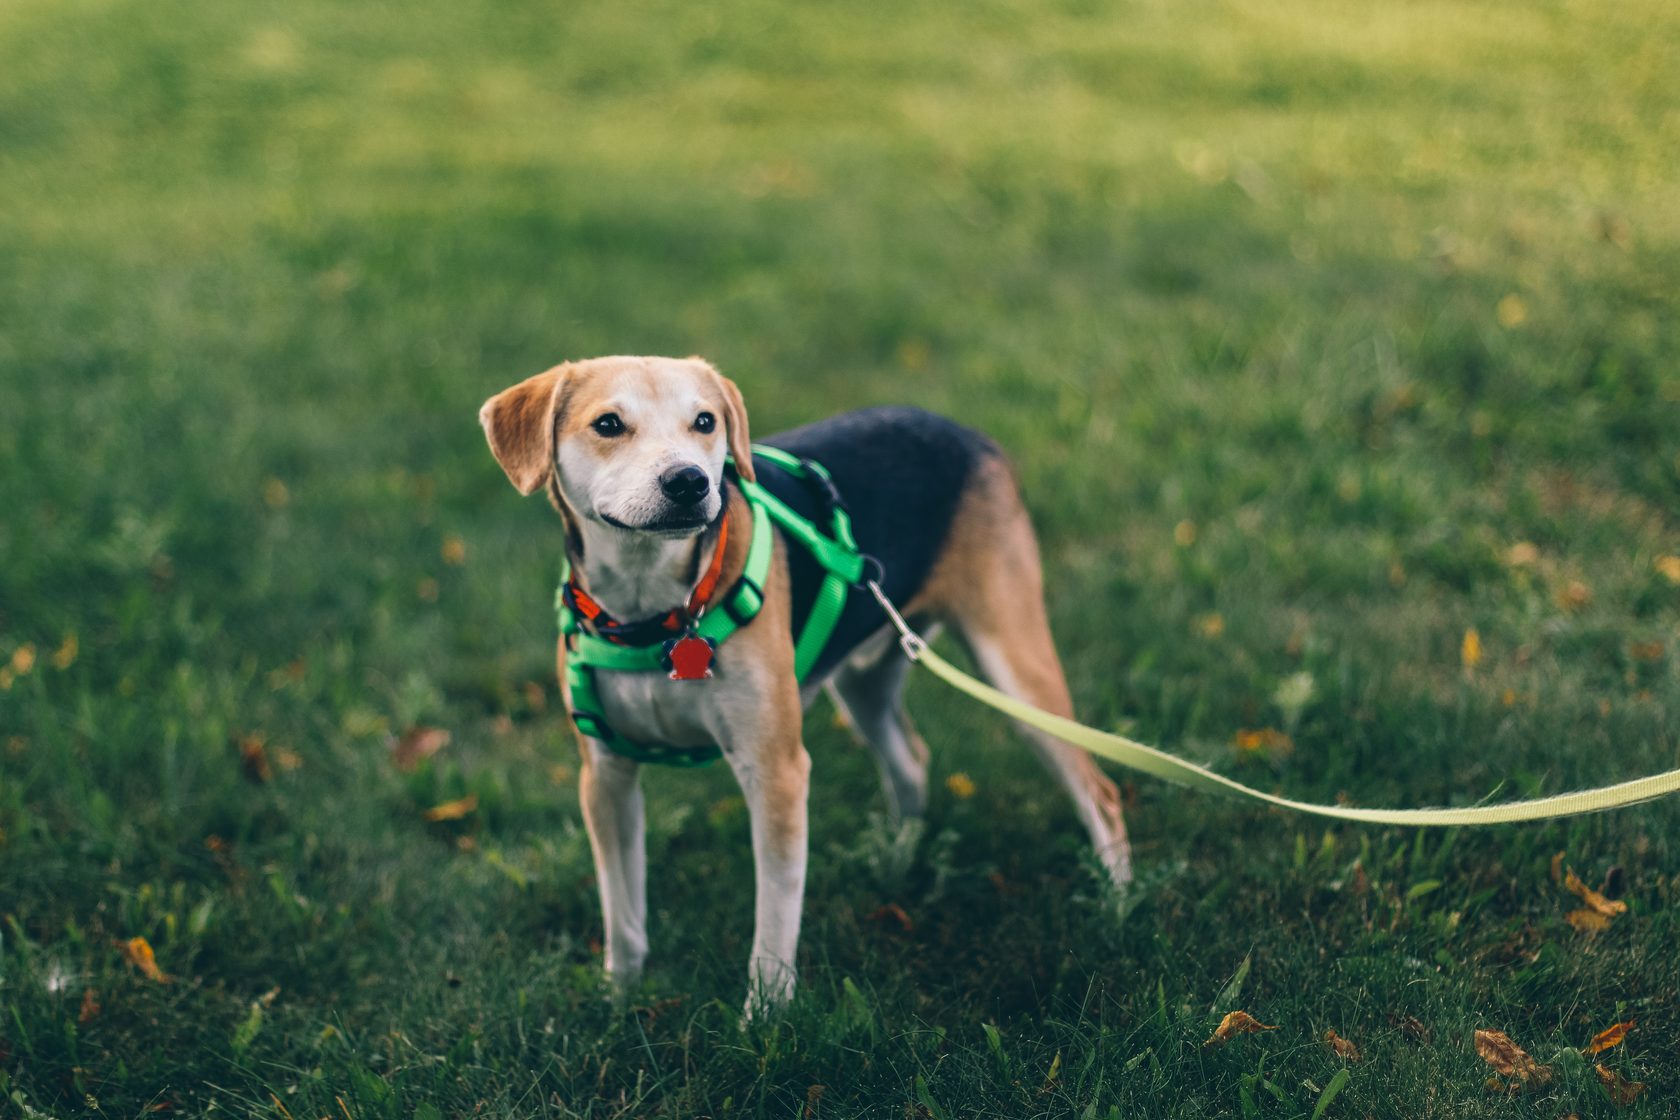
479,364,568,495
907,456,1131,880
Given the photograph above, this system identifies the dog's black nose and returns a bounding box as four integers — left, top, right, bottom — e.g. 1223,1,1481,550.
660,464,710,506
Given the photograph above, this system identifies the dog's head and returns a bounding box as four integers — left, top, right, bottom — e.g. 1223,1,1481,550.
479,355,755,537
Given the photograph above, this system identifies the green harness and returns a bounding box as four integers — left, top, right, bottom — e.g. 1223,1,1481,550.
557,445,866,767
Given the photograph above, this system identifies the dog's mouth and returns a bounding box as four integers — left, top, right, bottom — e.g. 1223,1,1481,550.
599,510,710,537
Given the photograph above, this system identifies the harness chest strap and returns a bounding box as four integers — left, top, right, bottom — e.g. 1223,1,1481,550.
558,448,865,766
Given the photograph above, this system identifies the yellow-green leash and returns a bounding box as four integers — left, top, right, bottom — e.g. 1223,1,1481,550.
866,583,1680,825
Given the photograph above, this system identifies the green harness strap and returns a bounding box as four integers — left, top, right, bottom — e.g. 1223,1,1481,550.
557,446,864,767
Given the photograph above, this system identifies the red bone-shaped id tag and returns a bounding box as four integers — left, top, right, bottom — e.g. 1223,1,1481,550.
663,634,716,681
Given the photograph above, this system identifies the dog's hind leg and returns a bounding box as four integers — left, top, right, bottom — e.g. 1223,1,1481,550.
922,457,1134,888
826,633,934,821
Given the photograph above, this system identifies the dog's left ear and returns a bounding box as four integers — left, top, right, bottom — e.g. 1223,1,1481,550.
479,365,568,495
705,364,755,483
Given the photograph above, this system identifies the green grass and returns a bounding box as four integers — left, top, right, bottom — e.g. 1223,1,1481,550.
2,0,1679,1115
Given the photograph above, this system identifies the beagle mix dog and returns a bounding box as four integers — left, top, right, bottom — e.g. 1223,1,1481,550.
480,355,1130,1010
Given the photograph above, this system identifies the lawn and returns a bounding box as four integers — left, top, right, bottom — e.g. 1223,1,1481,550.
2,0,1678,1115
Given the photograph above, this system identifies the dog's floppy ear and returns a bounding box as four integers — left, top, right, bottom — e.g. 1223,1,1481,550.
708,366,755,483
479,365,568,495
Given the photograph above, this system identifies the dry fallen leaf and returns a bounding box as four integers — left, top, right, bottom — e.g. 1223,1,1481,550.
1656,555,1680,584
1566,908,1612,933
422,792,478,822
1203,1010,1277,1047
1556,580,1592,612
1563,867,1627,917
1391,1014,1432,1044
237,735,272,783
1584,1021,1635,1055
1232,728,1294,759
865,902,914,933
1594,1063,1646,1106
1461,628,1483,670
1550,851,1565,885
120,936,170,983
390,726,451,772
945,772,976,799
1324,1029,1362,1061
1474,1029,1551,1090
52,633,78,670
79,988,101,1023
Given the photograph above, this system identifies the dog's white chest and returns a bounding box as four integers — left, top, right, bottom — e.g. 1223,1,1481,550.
578,655,774,751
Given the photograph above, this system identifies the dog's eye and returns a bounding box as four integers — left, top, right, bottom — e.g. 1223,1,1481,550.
694,412,716,434
591,413,625,437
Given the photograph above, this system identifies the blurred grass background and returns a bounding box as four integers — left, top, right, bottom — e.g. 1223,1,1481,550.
1,0,1678,1116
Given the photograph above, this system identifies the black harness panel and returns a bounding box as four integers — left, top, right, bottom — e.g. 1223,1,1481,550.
753,406,1001,681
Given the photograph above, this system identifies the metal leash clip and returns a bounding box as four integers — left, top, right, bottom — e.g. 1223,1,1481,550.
865,579,927,662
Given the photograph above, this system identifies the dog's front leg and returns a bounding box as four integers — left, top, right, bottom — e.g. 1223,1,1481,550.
578,740,648,997
723,727,811,1016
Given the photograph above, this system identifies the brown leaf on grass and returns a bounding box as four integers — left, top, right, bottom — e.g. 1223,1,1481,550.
1390,1014,1432,1044
1584,1021,1635,1055
52,634,78,670
237,735,272,783
944,771,977,799
1461,628,1483,670
120,937,170,983
1566,908,1612,933
1594,1063,1646,1106
1232,728,1294,758
1203,1011,1277,1047
865,903,914,934
1550,851,1565,885
274,746,303,772
390,726,451,772
423,793,477,822
1628,641,1663,662
1474,1029,1550,1090
1556,580,1592,612
78,988,101,1023
1323,1029,1362,1061
1563,867,1627,917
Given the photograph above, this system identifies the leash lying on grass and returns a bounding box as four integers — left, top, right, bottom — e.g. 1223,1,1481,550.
865,582,1680,825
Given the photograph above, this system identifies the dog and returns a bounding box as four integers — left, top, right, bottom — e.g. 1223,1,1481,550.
479,355,1131,1011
